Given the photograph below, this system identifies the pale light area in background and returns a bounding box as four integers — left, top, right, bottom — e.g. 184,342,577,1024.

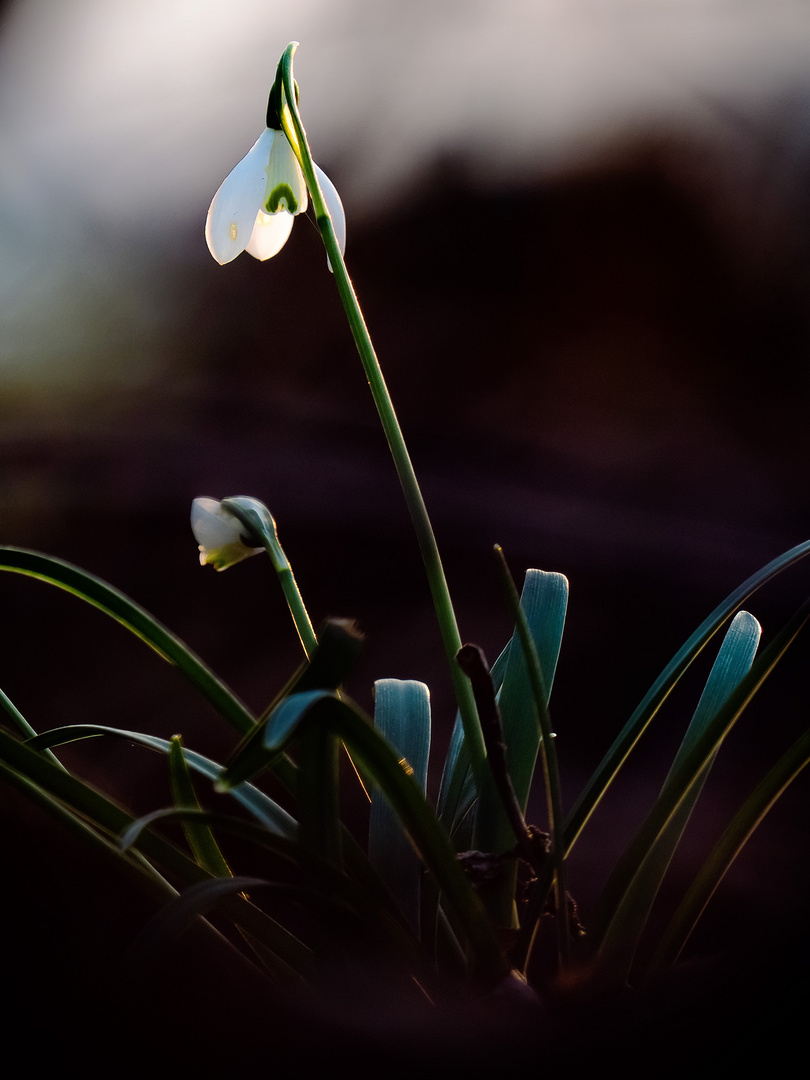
1,0,810,395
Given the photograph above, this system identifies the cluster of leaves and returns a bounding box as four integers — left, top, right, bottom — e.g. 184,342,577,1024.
1,536,808,1016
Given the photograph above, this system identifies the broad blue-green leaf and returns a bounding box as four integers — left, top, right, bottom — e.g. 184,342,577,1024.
490,548,570,957
473,569,568,928
369,679,431,932
593,611,761,981
438,570,568,853
488,569,568,814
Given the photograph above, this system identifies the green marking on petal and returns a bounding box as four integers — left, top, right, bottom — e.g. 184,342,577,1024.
265,184,298,215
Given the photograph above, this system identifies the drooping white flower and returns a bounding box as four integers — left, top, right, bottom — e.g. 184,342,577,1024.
191,497,263,571
205,126,346,266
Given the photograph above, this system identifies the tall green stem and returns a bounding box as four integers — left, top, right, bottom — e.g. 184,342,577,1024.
277,44,486,785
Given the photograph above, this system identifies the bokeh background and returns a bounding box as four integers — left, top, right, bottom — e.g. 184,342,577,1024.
3,0,810,1066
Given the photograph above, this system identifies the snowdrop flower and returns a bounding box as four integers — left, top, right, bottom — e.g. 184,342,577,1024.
205,125,345,266
191,497,263,571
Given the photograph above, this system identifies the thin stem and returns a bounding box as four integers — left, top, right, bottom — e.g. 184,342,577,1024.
277,44,486,785
221,497,318,659
456,644,549,875
264,535,362,824
258,510,372,809
262,535,318,659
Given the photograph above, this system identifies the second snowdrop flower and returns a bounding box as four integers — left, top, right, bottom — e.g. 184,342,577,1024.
190,497,263,571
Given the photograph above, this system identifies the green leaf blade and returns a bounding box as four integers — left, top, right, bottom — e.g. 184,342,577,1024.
564,538,810,855
168,735,233,879
0,547,256,736
27,723,297,836
592,611,761,982
588,598,810,984
648,726,810,975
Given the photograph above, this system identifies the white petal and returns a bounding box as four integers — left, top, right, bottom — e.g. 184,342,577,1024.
264,133,308,216
245,209,294,260
205,129,275,265
190,497,242,548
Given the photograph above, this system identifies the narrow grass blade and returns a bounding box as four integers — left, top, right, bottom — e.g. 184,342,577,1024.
588,596,810,981
564,538,810,855
592,611,761,982
0,547,257,736
120,805,427,964
0,755,176,892
1,685,65,769
0,725,312,972
121,870,317,988
124,875,275,976
647,726,810,977
370,679,431,933
122,823,431,986
26,724,297,836
169,735,233,878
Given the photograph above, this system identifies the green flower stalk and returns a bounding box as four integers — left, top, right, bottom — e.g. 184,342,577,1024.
204,44,487,785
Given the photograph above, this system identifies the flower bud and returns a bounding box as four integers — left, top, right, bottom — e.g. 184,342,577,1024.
190,497,263,571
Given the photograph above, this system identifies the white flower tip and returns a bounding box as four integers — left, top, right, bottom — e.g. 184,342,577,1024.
205,211,238,265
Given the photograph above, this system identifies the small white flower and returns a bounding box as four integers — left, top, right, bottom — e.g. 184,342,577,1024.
205,127,346,266
191,497,263,571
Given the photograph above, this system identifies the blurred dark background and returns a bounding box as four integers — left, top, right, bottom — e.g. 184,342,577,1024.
2,0,810,1068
